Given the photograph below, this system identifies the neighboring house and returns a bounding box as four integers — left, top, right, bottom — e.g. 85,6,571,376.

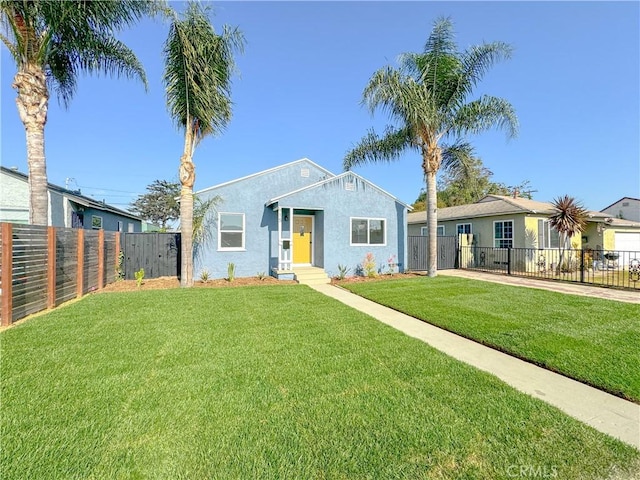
407,194,640,265
0,166,142,232
194,158,410,280
601,197,640,222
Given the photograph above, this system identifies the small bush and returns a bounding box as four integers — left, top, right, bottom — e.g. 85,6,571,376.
336,264,350,280
134,268,145,288
362,253,377,278
227,263,235,282
200,269,210,283
257,271,266,281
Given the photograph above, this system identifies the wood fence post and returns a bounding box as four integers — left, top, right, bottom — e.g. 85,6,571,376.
98,229,104,289
77,229,84,298
115,232,121,281
1,223,13,326
48,226,56,309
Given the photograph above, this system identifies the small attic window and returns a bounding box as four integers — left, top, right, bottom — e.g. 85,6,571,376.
345,182,355,191
300,168,310,178
622,202,629,207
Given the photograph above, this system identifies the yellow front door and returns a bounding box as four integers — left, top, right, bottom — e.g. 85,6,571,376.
293,216,313,264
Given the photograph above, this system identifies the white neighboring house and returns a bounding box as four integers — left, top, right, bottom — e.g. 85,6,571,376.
0,166,142,232
601,197,640,254
601,197,640,222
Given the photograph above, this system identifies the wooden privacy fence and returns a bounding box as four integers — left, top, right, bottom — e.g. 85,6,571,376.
0,223,121,326
121,232,180,280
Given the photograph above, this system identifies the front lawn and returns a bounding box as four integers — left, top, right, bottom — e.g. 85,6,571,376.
1,286,638,478
342,276,640,403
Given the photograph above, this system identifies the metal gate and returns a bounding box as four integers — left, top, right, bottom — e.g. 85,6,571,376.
122,233,181,280
407,235,458,271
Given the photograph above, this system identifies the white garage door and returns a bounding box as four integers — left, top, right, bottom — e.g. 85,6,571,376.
614,232,640,265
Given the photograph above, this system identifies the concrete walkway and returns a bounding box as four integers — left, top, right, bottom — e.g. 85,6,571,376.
309,283,640,449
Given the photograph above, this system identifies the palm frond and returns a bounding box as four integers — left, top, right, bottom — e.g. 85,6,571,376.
440,141,476,177
549,195,588,238
163,2,244,145
343,126,414,171
451,95,518,139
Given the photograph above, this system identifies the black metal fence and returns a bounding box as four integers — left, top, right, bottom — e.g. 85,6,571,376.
459,246,640,290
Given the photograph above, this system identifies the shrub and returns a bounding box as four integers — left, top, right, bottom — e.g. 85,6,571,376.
227,263,235,282
362,253,377,278
134,268,145,288
336,264,350,280
256,271,266,281
200,269,210,283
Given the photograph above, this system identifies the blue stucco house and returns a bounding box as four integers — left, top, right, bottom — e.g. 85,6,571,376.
194,158,410,281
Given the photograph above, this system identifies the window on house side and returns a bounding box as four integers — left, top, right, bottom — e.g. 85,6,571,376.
91,215,103,229
421,226,444,236
351,218,386,246
537,219,560,248
219,213,245,250
457,223,472,235
494,220,513,248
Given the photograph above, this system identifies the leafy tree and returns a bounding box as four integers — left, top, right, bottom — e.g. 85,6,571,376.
344,17,517,277
549,195,588,273
411,157,532,210
163,2,244,287
130,180,180,229
1,0,159,225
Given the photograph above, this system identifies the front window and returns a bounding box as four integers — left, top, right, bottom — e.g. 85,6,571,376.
219,213,245,250
494,220,513,248
537,220,560,248
457,223,472,234
91,215,103,229
351,218,386,245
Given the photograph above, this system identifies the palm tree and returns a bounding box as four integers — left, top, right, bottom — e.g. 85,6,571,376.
549,195,588,273
344,17,518,277
1,0,158,225
163,2,243,287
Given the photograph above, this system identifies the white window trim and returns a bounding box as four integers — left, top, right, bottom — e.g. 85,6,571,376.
538,219,560,249
350,217,387,246
218,212,246,251
456,223,472,235
421,225,445,236
91,215,103,230
493,219,514,248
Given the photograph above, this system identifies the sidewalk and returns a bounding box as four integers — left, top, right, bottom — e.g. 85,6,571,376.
440,269,640,303
310,283,640,450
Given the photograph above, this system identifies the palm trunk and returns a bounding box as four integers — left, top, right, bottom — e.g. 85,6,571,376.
179,128,196,287
13,66,49,225
426,170,438,277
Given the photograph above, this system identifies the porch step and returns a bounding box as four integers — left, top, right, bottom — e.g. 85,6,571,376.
294,267,331,285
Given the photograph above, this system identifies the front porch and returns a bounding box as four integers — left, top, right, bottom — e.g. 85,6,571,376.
270,206,324,275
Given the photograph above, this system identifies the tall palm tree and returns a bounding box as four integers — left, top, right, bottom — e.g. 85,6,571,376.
549,195,588,273
163,2,243,287
344,17,518,277
1,0,158,225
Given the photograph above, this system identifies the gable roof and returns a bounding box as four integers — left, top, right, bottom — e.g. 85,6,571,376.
195,158,335,195
1,166,141,221
407,194,607,224
266,171,412,209
600,197,640,212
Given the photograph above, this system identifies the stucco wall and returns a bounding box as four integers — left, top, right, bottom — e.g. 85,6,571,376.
195,160,332,279
82,207,141,232
194,161,407,279
0,171,29,223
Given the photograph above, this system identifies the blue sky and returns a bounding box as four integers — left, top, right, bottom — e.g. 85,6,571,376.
2,1,639,212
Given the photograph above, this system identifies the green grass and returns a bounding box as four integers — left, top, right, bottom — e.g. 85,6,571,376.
342,276,640,403
1,286,638,479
